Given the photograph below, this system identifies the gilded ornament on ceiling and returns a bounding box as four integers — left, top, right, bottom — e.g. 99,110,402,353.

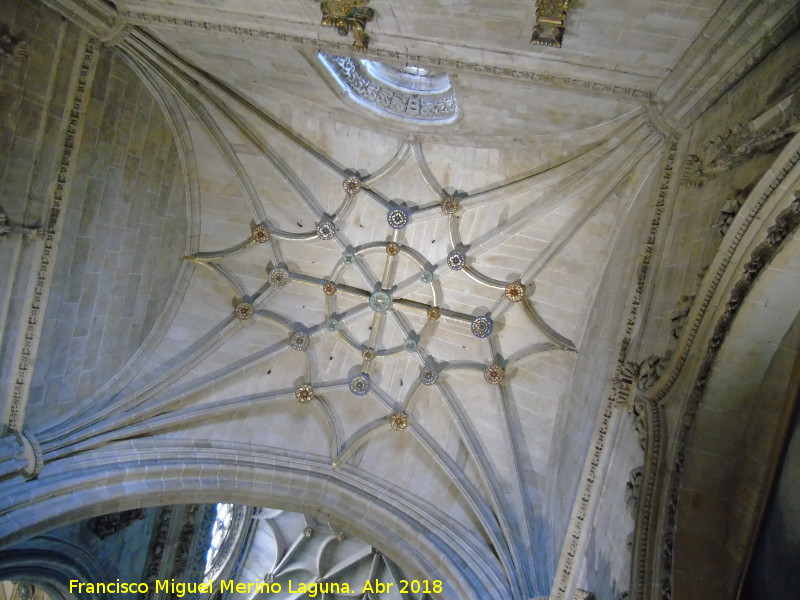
441,196,459,214
295,384,315,403
530,0,570,48
390,412,408,431
234,301,254,320
343,175,362,194
484,364,505,385
251,224,271,243
310,0,375,50
505,282,526,302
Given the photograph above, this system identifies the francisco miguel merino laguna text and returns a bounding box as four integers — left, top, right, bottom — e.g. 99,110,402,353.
69,578,444,596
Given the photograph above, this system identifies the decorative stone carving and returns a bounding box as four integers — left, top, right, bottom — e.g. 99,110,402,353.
290,331,310,351
447,250,466,270
530,0,570,48
682,105,800,187
295,384,314,403
87,508,146,539
362,347,375,361
322,281,337,296
316,220,337,240
484,364,505,385
471,315,494,338
269,267,289,286
319,55,458,122
386,242,399,256
612,361,640,410
625,467,644,520
390,412,408,431
234,301,254,320
126,11,651,100
342,252,355,264
326,318,339,332
504,282,525,302
420,270,433,283
303,526,314,537
419,366,438,385
369,290,392,312
312,0,375,50
387,207,409,229
441,196,459,214
637,352,670,392
349,373,370,396
427,306,440,320
403,338,417,353
633,399,648,451
251,224,271,243
715,189,747,236
669,295,694,340
343,175,362,194
660,194,800,600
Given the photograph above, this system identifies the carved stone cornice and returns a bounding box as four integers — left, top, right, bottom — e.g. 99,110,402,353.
549,138,678,600
657,191,800,600
642,139,800,405
121,10,652,102
4,35,98,432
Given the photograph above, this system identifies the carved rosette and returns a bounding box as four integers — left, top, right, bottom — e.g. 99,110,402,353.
387,208,409,229
316,220,337,240
269,267,289,286
251,224,271,243
441,196,460,214
234,302,254,320
447,250,466,270
323,282,337,296
505,282,525,302
290,331,310,351
390,412,408,431
420,270,433,283
484,364,505,385
419,367,438,385
303,526,314,537
471,315,494,338
343,175,362,195
349,373,370,396
386,242,400,256
427,306,441,320
295,384,315,403
326,318,340,332
343,252,356,264
362,347,375,361
403,339,417,353
369,290,392,313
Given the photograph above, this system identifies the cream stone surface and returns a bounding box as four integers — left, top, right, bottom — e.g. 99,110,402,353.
1,2,800,600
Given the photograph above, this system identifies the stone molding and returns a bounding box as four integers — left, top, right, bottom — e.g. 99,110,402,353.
319,54,458,123
655,191,800,600
122,11,651,102
655,0,800,130
642,137,800,405
550,135,676,600
4,36,99,432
